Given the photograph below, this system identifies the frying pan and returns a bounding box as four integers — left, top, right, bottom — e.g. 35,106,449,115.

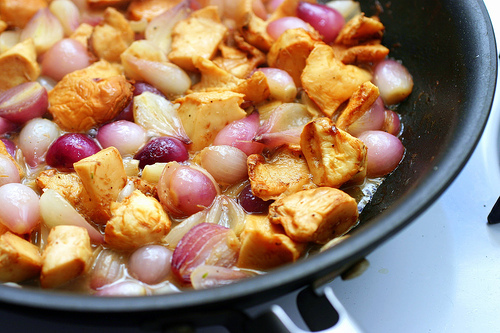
0,0,496,331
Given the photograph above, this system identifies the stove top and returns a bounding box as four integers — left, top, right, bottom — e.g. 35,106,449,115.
329,1,500,331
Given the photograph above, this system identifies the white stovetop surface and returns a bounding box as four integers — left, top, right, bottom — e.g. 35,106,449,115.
329,1,500,332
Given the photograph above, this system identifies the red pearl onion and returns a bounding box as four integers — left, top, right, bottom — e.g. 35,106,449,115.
296,2,345,44
96,120,147,156
347,97,386,137
0,155,20,186
358,130,405,177
199,145,248,185
158,163,220,218
19,118,60,167
373,59,414,105
0,117,16,135
267,17,312,40
382,110,402,136
213,112,263,155
41,38,90,81
0,82,48,124
0,183,40,235
128,245,173,285
257,68,297,102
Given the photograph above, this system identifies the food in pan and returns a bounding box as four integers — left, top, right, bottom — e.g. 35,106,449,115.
0,0,412,295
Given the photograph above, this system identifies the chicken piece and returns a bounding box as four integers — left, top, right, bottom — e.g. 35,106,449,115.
239,12,274,52
36,170,98,221
335,14,385,47
237,214,306,270
175,91,247,151
301,117,367,188
74,147,128,224
336,81,380,131
168,6,228,72
0,140,24,179
0,0,47,29
190,56,241,92
128,0,181,21
105,190,171,250
192,56,270,102
129,176,158,197
213,33,266,79
48,60,132,132
70,23,94,48
301,44,372,117
269,187,358,243
0,232,42,283
89,7,135,63
0,38,40,91
248,144,316,201
40,225,92,289
330,43,389,65
267,28,320,87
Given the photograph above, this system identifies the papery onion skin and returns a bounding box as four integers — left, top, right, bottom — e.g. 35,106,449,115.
0,183,40,235
45,133,101,170
97,120,147,156
267,17,312,40
171,223,239,283
158,164,219,218
373,59,414,105
358,130,405,177
0,82,48,124
296,2,345,44
41,38,90,81
128,245,173,285
200,145,248,185
19,118,60,167
0,155,20,186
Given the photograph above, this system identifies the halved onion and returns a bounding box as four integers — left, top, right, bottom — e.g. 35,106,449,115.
213,112,263,155
0,117,16,135
145,0,192,54
39,189,104,244
191,265,253,289
133,92,191,144
20,8,64,55
122,54,191,97
296,1,345,43
171,223,240,283
0,82,48,124
49,0,81,36
90,249,126,290
382,110,402,136
199,145,248,185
